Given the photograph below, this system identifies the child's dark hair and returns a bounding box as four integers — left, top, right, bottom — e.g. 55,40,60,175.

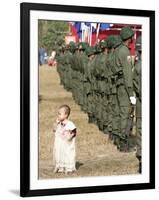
59,105,71,117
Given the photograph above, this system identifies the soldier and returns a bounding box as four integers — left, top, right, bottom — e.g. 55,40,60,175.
56,45,63,78
85,46,96,122
78,42,89,112
68,41,76,93
92,42,103,127
133,36,142,173
97,39,109,132
71,42,81,104
113,27,136,151
56,44,66,86
105,35,122,142
107,35,122,145
62,44,72,91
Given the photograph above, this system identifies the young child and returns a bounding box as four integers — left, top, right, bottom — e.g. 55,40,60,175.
53,105,77,174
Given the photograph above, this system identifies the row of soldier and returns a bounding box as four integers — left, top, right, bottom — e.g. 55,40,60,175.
56,27,142,173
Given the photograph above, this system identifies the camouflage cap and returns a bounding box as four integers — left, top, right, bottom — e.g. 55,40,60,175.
69,41,75,47
120,27,134,41
106,35,116,48
95,42,102,53
112,35,122,48
58,46,63,50
100,39,108,49
86,46,95,56
74,42,79,49
57,38,64,46
61,44,66,51
78,42,87,50
65,44,70,50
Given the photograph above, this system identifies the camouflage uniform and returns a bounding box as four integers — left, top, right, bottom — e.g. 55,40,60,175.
62,44,72,91
103,36,121,141
133,36,142,172
57,45,67,86
85,46,95,121
106,36,122,145
97,39,110,132
78,42,89,111
92,43,103,127
113,27,135,151
72,43,81,104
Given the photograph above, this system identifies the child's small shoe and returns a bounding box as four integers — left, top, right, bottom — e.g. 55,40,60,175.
65,169,76,175
53,167,59,173
58,168,64,173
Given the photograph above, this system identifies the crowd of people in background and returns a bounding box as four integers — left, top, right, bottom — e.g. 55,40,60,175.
38,46,57,67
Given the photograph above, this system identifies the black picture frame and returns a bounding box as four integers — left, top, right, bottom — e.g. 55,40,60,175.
20,2,155,197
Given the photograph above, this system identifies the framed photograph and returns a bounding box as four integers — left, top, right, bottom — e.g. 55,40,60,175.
20,2,155,197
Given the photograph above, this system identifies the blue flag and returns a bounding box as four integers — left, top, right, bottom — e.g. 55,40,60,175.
100,23,110,31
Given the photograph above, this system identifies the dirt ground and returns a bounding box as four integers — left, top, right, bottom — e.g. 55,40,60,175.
39,64,138,179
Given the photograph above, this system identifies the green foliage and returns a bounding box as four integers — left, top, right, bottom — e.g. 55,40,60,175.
38,20,70,54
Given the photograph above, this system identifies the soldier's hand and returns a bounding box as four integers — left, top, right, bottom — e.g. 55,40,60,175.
130,96,136,105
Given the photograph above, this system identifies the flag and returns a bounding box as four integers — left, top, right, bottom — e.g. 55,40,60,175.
69,22,79,42
74,22,81,40
91,23,97,32
100,23,110,31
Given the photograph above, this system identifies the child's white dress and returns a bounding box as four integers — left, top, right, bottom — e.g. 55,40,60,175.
53,120,76,172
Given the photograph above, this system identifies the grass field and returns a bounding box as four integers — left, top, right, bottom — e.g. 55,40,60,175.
39,64,138,179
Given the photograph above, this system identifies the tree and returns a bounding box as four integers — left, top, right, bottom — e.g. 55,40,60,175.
38,20,70,54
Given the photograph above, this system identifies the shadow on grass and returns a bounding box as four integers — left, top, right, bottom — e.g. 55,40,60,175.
76,161,84,170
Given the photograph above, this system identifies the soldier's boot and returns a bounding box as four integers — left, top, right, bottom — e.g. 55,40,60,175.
108,132,113,140
112,134,119,146
92,117,97,125
82,107,87,113
116,135,127,152
119,140,128,152
127,135,137,152
103,125,108,134
82,104,88,113
98,121,103,131
88,113,94,123
139,161,142,174
136,155,142,173
115,138,120,148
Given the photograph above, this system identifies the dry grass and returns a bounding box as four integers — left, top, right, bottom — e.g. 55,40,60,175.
39,65,138,179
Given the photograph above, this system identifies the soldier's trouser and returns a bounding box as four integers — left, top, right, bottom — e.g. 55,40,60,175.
136,99,141,160
64,69,68,90
120,106,130,137
78,73,84,106
107,95,112,134
67,67,72,91
102,95,109,134
97,94,104,131
94,93,99,125
76,73,81,104
111,94,120,140
60,67,65,85
72,71,77,101
117,85,130,139
83,81,89,112
91,91,97,123
87,92,94,123
87,93,92,113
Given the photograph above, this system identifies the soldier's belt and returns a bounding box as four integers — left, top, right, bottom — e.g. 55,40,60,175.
117,73,124,79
